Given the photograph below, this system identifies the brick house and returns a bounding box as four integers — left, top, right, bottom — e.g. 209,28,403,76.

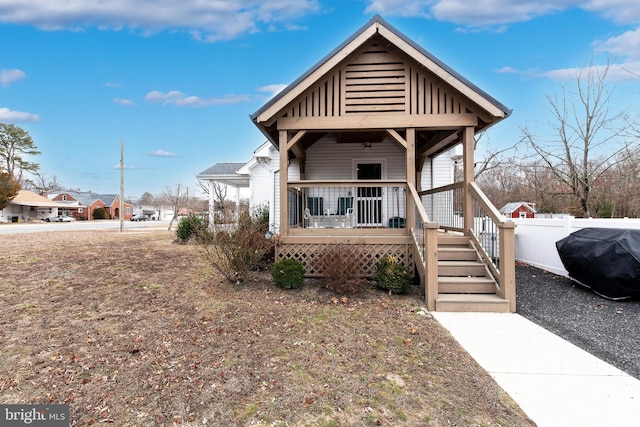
49,192,133,220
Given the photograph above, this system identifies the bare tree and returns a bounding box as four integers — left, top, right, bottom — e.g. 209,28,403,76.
139,191,155,205
473,131,521,180
163,184,186,230
29,170,61,194
522,62,636,217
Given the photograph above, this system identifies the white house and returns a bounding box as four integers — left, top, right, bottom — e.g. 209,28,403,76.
0,190,65,223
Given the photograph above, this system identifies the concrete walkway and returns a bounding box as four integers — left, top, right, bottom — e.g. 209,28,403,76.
433,312,640,427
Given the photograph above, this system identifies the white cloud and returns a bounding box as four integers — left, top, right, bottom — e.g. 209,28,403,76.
145,90,251,107
114,98,136,106
0,68,26,87
582,0,640,24
0,0,320,41
499,62,640,82
148,149,179,157
113,163,141,170
365,0,640,28
104,82,122,88
0,107,40,122
258,84,288,99
594,27,640,60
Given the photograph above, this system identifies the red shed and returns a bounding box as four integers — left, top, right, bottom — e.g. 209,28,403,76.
500,202,536,219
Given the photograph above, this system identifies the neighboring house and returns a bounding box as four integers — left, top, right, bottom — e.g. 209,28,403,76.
205,16,516,312
132,205,161,220
0,190,65,222
500,202,536,219
49,192,133,220
197,161,250,225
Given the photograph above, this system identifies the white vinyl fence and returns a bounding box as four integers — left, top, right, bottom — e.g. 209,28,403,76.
512,216,640,276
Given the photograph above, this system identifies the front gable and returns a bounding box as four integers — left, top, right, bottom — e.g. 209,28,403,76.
252,15,510,157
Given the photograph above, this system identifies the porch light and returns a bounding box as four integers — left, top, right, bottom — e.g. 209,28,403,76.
361,142,372,150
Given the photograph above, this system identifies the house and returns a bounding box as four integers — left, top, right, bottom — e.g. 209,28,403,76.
0,190,66,222
49,191,133,220
207,16,516,312
198,161,250,224
500,202,536,219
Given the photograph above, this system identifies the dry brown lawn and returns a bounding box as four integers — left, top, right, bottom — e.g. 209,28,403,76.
0,229,535,426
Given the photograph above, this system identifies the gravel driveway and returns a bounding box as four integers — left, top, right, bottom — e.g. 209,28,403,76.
516,264,640,380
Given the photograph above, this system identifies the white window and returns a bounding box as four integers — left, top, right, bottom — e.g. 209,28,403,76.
519,212,527,219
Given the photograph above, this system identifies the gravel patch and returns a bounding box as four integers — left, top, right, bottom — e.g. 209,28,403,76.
516,263,640,380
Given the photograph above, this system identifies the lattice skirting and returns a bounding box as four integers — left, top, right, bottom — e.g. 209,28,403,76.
276,242,415,277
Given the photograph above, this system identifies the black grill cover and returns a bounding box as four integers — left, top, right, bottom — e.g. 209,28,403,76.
556,228,640,300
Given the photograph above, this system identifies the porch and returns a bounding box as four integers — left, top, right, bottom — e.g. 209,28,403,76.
275,180,516,312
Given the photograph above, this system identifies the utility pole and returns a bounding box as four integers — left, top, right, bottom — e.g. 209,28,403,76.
120,140,124,233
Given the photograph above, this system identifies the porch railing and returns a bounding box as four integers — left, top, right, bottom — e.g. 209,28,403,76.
286,180,408,230
420,182,464,232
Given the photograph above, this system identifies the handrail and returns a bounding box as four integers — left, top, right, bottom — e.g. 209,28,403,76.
288,179,407,188
469,182,508,226
407,183,430,223
419,181,463,196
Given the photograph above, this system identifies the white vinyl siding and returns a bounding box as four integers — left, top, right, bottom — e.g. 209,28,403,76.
305,134,406,180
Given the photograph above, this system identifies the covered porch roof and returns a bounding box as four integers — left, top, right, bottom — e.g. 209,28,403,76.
10,190,67,208
197,162,250,188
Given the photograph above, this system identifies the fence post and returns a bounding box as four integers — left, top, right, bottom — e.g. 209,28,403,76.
425,222,439,311
498,222,516,312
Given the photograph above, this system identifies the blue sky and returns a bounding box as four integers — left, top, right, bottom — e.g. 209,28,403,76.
1,0,639,199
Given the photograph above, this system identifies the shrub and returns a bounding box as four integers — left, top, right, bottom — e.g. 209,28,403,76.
271,258,304,289
176,214,207,242
92,207,108,219
374,256,412,294
198,211,275,283
313,242,367,294
252,203,270,230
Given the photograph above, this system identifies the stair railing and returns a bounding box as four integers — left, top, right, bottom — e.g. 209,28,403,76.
407,183,439,311
469,183,516,312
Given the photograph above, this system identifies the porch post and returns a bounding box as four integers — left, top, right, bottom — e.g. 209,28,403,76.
208,180,215,229
424,221,439,311
406,128,415,228
279,130,289,235
462,126,474,234
498,222,517,312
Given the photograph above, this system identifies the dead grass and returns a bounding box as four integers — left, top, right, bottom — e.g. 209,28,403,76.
0,230,535,426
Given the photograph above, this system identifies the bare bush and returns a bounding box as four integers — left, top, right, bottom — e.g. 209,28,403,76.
199,211,274,283
313,241,369,294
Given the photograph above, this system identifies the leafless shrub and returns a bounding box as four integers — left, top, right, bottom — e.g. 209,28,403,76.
313,241,369,294
199,211,274,283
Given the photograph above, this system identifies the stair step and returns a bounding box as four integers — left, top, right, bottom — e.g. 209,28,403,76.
435,294,510,313
438,276,496,293
437,235,470,246
438,247,477,261
438,260,488,277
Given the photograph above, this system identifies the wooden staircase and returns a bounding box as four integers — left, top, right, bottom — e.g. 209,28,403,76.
435,234,510,312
